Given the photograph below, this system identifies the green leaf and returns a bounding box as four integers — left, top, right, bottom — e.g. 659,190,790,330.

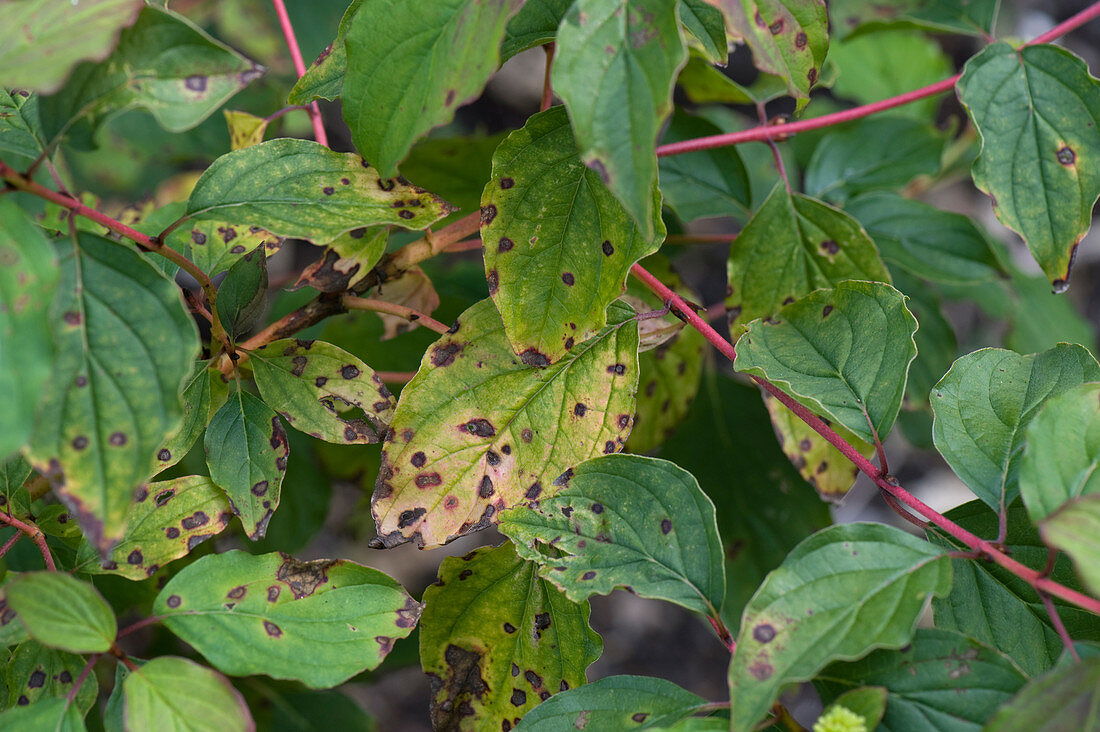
204,390,289,540
0,454,33,520
676,54,787,106
1019,383,1100,522
123,656,253,732
1040,495,1100,596
154,360,229,473
929,500,1100,677
38,5,262,146
3,641,98,714
984,657,1100,732
658,108,751,223
725,184,890,337
827,0,998,40
735,280,918,445
708,0,828,109
0,574,30,649
186,138,454,245
342,0,523,178
816,628,1026,731
1005,269,1098,355
828,30,951,119
482,106,662,364
804,117,945,204
728,523,952,731
514,675,709,730
957,42,1100,288
26,233,198,552
680,0,729,64
501,454,725,616
371,299,639,548
249,685,376,732
419,542,601,729
249,338,396,445
0,696,85,732
501,0,573,60
893,274,957,412
287,0,362,104
73,476,233,580
846,193,1003,285
0,90,46,162
0,0,142,94
552,0,686,237
216,244,268,339
0,198,58,460
930,344,1100,513
153,550,419,688
4,572,116,653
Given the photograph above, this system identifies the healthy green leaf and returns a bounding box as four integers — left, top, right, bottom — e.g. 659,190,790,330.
1040,495,1100,596
342,0,524,178
735,280,918,445
287,0,362,104
658,109,751,223
815,628,1027,732
204,390,289,540
0,90,46,161
186,138,455,245
154,360,229,473
0,696,85,732
957,42,1100,288
828,30,951,119
552,0,686,237
728,522,952,731
501,454,725,616
216,244,268,339
501,0,573,60
827,0,998,40
894,276,957,416
4,572,116,653
249,338,395,445
725,184,890,337
984,657,1100,732
679,0,729,64
123,656,253,732
0,198,58,460
803,117,945,204
482,105,662,365
73,476,233,580
371,298,639,548
26,233,198,552
930,344,1100,513
676,54,788,106
514,675,710,730
3,641,98,713
1019,382,1100,522
0,0,142,94
420,542,601,729
707,0,828,109
153,550,419,688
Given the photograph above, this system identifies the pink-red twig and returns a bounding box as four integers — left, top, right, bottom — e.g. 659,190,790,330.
1041,592,1081,661
0,531,22,558
271,0,329,148
0,512,56,571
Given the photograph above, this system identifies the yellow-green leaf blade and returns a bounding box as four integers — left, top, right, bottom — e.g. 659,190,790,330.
122,656,253,732
4,573,117,654
1040,494,1100,596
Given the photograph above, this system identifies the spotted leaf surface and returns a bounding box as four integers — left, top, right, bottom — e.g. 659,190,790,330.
958,42,1100,288
930,344,1100,513
153,550,419,688
26,233,198,552
0,0,141,93
736,281,918,445
420,543,601,730
515,675,709,730
249,338,395,445
73,476,233,580
153,361,229,473
287,0,362,104
37,5,261,145
709,0,828,109
342,0,524,178
0,199,58,460
3,641,98,714
552,0,686,237
0,89,45,162
205,390,288,540
372,298,639,548
827,0,998,41
186,138,454,245
123,656,252,732
291,227,387,293
224,109,267,150
728,523,952,731
1040,495,1100,597
483,106,662,364
4,573,117,654
501,454,725,617
725,184,890,339
0,696,84,732
216,244,268,340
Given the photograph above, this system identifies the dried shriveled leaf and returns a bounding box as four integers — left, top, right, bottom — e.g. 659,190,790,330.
153,550,419,688
420,543,601,730
374,267,440,339
371,299,639,549
123,656,253,732
4,573,116,654
3,641,98,714
514,675,710,730
248,338,395,445
292,227,387,293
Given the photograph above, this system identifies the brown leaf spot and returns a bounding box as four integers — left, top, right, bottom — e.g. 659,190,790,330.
749,661,774,680
411,451,427,467
497,237,514,253
753,623,776,643
445,89,456,105
72,435,88,450
632,712,649,723
520,349,551,368
290,356,307,377
816,460,828,473
510,688,527,707
398,507,427,528
127,549,143,565
487,269,499,295
769,19,784,33
191,230,207,245
661,518,672,534
478,475,495,498
617,414,631,429
820,239,839,255
165,526,180,539
267,586,280,602
1058,146,1076,165
525,482,542,500
416,472,443,488
799,438,812,452
574,403,587,417
166,595,182,608
603,441,616,454
807,67,818,84
252,481,269,496
561,272,575,286
157,448,171,462
432,343,463,367
399,210,415,220
462,418,496,437
795,31,808,48
602,240,614,256
264,620,283,638
184,75,207,91
581,571,597,580
322,186,335,195
521,428,534,443
277,555,336,598
109,432,127,446
227,585,246,600
181,511,209,530
564,337,575,350
481,204,497,226
341,364,360,379
822,305,833,318
607,363,626,375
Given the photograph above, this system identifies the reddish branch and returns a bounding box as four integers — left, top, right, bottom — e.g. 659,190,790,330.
0,512,56,571
342,295,450,334
271,0,329,147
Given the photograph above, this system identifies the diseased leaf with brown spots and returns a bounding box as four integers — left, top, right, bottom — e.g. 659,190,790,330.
374,266,440,340
419,542,601,731
291,227,387,293
73,476,233,580
204,390,289,540
371,299,639,549
3,641,98,714
482,106,663,365
248,338,395,445
224,109,268,150
153,550,419,688
154,361,230,474
26,233,199,553
514,675,710,730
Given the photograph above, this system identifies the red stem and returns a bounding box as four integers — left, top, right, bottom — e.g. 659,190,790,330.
1032,2,1100,44
271,0,329,148
0,531,22,558
1041,592,1081,662
67,654,100,704
0,512,56,571
117,615,163,639
542,43,556,112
